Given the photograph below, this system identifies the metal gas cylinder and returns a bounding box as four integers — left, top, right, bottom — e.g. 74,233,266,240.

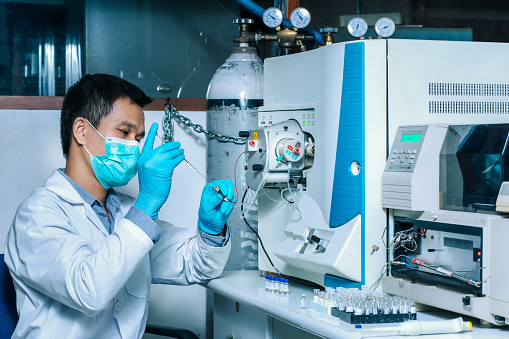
206,43,263,270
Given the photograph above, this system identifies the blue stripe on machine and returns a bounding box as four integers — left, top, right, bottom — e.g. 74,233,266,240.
325,41,365,288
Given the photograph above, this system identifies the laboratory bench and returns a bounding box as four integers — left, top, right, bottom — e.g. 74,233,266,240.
206,270,509,339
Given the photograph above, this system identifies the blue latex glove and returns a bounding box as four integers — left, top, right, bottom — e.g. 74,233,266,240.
134,123,185,219
198,180,236,235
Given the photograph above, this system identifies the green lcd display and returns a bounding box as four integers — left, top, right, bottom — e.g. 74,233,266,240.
401,133,421,142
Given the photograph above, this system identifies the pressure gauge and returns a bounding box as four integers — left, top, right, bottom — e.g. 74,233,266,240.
263,7,283,28
374,17,396,38
347,17,368,38
290,7,311,29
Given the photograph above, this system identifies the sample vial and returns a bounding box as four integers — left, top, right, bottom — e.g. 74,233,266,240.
383,303,391,315
391,302,399,314
301,294,307,310
313,289,320,302
400,301,409,314
372,302,378,315
410,300,417,315
267,276,274,293
354,303,364,315
365,303,372,315
282,279,289,295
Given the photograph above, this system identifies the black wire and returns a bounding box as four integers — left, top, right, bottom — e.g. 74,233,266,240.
241,189,277,269
280,189,295,204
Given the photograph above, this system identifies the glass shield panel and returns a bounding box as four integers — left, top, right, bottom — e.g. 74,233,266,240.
440,124,509,212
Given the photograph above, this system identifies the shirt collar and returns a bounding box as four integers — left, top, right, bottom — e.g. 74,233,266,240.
57,168,120,209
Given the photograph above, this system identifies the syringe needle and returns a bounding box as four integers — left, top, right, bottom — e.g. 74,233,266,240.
155,132,206,180
183,158,207,180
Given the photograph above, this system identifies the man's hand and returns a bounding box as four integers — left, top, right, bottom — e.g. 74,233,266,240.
198,180,235,235
134,123,185,219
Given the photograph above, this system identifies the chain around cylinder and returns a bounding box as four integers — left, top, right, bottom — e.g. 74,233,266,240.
162,101,175,143
162,99,247,144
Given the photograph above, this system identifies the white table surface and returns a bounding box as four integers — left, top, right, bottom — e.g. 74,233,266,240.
206,270,509,339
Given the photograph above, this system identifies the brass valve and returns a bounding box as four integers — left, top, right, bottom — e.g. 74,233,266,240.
319,27,339,45
233,18,257,44
232,18,314,55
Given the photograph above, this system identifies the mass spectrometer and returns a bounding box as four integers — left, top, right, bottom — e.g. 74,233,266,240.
243,39,509,291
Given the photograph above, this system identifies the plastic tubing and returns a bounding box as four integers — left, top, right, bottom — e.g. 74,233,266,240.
351,317,472,337
240,167,266,219
286,164,293,197
235,0,325,45
399,317,472,336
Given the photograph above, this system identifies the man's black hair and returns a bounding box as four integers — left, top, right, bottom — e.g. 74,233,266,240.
60,73,152,157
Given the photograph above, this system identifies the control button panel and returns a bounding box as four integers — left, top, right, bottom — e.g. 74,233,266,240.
385,126,428,172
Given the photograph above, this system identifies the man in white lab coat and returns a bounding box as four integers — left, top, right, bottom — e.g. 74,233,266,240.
4,74,234,338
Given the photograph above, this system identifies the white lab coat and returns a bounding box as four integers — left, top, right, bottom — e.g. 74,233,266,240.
4,170,231,339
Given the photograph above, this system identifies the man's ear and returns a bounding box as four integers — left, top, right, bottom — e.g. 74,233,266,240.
73,117,88,146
